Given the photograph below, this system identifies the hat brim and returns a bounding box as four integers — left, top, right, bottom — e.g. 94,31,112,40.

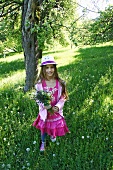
40,61,57,67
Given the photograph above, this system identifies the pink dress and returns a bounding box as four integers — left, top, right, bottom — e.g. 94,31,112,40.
32,79,69,137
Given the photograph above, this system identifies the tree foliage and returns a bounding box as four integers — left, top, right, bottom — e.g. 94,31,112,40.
0,0,23,53
89,6,113,44
29,0,77,50
73,5,113,45
0,0,77,53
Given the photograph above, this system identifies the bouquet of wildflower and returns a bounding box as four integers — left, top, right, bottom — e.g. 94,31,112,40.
35,90,54,114
35,90,51,106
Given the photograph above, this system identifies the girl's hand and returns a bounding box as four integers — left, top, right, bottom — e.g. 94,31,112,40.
52,106,59,112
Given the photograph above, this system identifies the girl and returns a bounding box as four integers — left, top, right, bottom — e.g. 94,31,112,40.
32,56,69,151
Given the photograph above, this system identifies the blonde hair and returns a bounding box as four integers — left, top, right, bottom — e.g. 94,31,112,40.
36,65,68,99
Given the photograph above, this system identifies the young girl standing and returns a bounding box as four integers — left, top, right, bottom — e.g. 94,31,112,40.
32,56,69,151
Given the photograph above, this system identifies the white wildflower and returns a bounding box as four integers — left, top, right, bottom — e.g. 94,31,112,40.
90,99,94,103
3,138,6,141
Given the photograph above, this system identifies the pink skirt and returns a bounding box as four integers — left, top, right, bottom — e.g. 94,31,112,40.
32,113,69,137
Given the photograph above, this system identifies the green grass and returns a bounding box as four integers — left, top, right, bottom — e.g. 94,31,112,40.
0,43,113,170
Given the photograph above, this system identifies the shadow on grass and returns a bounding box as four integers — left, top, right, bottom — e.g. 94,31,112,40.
0,59,24,79
76,45,113,60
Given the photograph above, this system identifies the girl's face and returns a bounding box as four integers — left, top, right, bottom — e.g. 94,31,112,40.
45,64,55,79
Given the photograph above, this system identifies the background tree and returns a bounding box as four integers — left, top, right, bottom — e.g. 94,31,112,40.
0,0,77,91
22,0,77,91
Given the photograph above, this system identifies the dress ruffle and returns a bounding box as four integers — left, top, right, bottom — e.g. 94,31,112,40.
32,113,69,137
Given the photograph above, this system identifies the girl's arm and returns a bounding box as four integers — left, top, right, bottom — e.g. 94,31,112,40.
54,96,66,111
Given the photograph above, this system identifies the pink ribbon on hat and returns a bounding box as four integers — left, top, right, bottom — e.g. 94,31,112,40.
41,61,56,65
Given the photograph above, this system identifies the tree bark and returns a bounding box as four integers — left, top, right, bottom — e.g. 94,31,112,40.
22,0,41,92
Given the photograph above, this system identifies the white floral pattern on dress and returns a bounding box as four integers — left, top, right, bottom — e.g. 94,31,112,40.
46,117,62,122
44,87,58,102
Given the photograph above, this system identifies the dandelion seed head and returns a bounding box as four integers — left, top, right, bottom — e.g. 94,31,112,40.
90,160,93,163
27,163,30,167
22,166,26,169
26,148,30,152
33,141,36,144
56,142,60,145
7,164,11,168
82,136,84,139
2,164,5,168
53,154,56,157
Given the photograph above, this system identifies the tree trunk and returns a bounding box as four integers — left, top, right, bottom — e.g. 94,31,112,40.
22,0,41,92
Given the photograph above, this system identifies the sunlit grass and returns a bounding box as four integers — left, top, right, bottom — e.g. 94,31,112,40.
0,42,113,170
52,48,81,67
0,70,25,88
0,52,23,62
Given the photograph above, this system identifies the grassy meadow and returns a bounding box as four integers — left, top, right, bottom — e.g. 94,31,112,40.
0,42,113,170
